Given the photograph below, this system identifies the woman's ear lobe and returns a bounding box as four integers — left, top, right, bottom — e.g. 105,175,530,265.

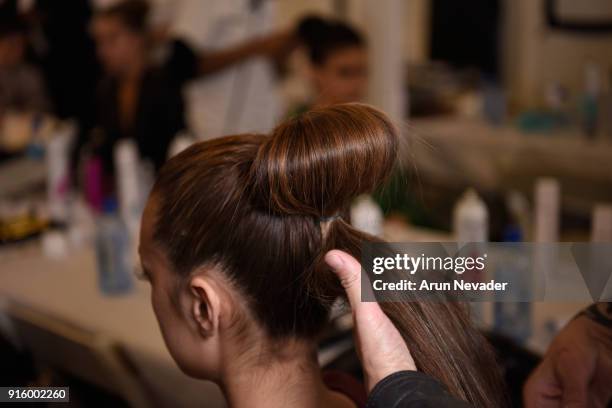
189,277,220,338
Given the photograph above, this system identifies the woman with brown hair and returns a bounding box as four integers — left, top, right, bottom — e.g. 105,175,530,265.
138,103,506,407
75,0,294,179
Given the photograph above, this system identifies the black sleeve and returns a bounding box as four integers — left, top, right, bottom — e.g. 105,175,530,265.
141,72,185,171
163,39,199,87
366,371,472,408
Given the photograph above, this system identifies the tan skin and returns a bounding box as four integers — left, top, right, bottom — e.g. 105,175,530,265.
524,310,612,408
138,195,355,408
312,46,368,107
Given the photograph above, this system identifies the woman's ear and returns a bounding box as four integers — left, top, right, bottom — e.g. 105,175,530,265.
189,276,221,338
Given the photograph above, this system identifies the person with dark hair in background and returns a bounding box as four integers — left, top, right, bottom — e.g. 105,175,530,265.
74,0,296,184
0,16,49,122
290,16,367,116
138,103,506,408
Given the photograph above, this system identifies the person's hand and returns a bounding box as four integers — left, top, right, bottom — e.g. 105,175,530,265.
324,249,416,392
524,313,612,408
254,29,298,62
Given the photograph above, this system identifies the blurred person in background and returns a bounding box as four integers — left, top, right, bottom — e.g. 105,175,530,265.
0,16,49,124
0,0,99,136
75,0,295,181
290,15,367,116
27,0,99,130
166,0,287,140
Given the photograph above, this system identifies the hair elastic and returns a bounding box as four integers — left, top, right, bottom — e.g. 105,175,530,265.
319,214,342,223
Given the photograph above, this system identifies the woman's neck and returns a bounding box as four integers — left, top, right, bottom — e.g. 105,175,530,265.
219,342,354,408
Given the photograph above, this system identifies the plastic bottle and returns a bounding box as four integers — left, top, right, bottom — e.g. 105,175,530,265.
506,190,531,240
95,198,133,295
591,204,612,242
532,178,560,317
167,132,194,159
581,63,602,138
453,189,488,244
534,178,560,243
114,140,142,237
453,189,490,326
46,126,73,225
350,195,384,237
494,205,532,345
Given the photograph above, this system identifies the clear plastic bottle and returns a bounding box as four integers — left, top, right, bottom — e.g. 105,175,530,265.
453,189,490,327
95,198,133,295
494,226,532,345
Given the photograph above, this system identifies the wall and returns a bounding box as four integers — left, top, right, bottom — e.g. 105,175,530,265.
504,0,612,109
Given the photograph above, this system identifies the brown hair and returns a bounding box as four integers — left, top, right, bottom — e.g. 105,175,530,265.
152,104,505,407
297,15,366,66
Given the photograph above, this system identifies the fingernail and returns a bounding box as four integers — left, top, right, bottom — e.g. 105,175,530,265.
325,252,344,270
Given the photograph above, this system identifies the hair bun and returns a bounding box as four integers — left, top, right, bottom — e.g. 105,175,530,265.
249,104,398,218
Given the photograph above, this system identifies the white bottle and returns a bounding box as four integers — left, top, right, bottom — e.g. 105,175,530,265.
589,204,612,302
534,178,560,243
453,189,490,327
453,189,488,245
591,204,612,242
532,178,560,306
46,125,74,224
114,140,142,241
350,195,384,237
167,132,195,159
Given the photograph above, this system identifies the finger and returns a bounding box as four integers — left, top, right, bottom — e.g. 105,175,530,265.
556,349,593,408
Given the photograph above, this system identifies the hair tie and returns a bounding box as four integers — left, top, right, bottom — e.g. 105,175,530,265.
319,214,341,237
319,214,342,223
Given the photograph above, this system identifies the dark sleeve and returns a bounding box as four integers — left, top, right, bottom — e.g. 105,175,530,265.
163,39,199,87
143,73,185,171
366,371,472,408
69,79,105,183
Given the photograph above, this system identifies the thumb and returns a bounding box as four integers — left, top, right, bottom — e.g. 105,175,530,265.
324,249,364,309
324,249,385,317
325,249,416,392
